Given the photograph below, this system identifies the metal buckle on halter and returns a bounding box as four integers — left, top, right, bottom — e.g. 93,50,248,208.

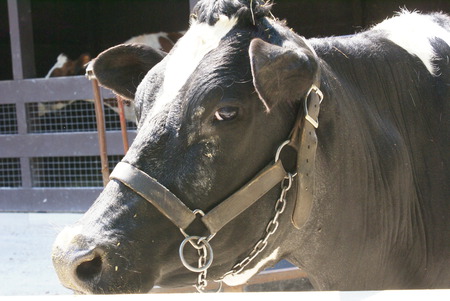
304,85,323,129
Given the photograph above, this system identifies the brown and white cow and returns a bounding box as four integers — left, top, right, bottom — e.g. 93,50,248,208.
41,31,185,122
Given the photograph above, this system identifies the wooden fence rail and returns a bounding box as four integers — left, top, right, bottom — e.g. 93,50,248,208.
152,267,309,293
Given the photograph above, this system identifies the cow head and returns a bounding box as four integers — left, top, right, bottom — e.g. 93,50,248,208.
46,53,91,78
52,0,319,294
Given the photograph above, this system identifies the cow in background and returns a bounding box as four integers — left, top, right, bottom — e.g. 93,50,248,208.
45,53,91,78
39,31,185,123
46,31,184,79
124,31,185,52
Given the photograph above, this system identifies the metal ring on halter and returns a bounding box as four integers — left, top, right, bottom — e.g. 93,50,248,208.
275,141,298,178
275,140,291,163
179,236,214,273
179,209,216,242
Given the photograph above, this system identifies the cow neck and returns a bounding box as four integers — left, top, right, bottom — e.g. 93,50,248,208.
109,84,323,235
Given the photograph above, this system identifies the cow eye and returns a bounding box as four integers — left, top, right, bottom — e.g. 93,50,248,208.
214,106,239,121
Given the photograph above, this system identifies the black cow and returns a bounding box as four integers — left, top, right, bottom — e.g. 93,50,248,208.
52,0,449,293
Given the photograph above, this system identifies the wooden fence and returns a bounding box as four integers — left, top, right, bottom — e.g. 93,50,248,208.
0,75,136,212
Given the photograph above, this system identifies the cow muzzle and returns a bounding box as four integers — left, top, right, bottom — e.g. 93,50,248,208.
52,221,157,294
52,225,106,293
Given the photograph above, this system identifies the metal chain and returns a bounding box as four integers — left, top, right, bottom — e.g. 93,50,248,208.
196,243,209,292
180,158,294,292
219,172,293,281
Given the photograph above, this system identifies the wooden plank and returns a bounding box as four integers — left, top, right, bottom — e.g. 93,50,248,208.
151,267,308,293
0,131,136,158
19,157,32,188
0,188,101,212
2,290,450,300
0,76,115,104
249,267,308,283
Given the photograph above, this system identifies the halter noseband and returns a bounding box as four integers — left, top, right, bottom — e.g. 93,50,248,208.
110,155,287,235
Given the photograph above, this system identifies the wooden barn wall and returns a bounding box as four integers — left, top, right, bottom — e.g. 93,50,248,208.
0,0,450,80
271,0,450,39
1,0,450,212
0,0,12,80
1,0,450,80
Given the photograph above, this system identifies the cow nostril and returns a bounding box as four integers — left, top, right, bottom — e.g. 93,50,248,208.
76,255,103,282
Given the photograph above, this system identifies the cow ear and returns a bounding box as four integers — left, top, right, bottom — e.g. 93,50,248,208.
249,38,318,111
92,44,166,100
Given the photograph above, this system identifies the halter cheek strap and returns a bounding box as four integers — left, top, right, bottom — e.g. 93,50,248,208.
291,85,323,229
202,159,286,234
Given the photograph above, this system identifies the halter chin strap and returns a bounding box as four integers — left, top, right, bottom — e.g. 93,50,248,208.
109,84,323,235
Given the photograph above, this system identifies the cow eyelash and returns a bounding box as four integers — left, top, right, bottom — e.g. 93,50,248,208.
214,106,239,121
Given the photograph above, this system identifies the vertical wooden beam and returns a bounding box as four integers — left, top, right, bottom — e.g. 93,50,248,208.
16,102,32,188
7,0,36,79
352,0,364,29
189,0,199,13
20,157,32,188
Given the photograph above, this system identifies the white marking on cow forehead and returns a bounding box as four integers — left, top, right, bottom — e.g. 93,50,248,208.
152,16,237,117
222,248,280,286
373,11,450,75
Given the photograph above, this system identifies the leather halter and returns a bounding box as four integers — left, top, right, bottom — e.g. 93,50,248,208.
110,159,286,234
292,85,323,229
109,85,323,235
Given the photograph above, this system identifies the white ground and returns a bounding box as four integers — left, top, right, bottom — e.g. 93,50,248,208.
0,213,82,295
1,212,448,300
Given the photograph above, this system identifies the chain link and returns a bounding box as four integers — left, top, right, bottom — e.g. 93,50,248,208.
196,246,209,292
220,172,294,280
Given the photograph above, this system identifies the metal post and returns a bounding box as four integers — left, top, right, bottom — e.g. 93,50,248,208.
91,79,110,187
116,96,129,154
7,0,36,79
86,61,110,186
